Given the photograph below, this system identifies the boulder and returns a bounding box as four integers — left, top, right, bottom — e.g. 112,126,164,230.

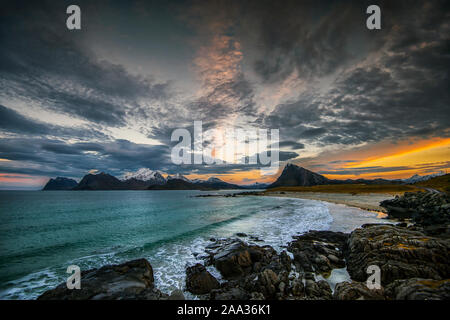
385,278,450,300
256,269,280,298
287,230,348,274
38,259,168,300
168,289,185,300
333,281,385,300
213,242,252,278
185,264,220,295
206,239,280,279
345,224,450,286
210,287,249,300
304,279,332,300
291,278,305,297
380,191,450,228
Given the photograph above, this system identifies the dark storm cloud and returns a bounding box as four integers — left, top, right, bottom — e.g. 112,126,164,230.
239,0,392,83
0,0,171,126
278,141,305,150
0,105,55,136
261,0,450,147
0,137,173,178
0,105,107,139
277,151,299,162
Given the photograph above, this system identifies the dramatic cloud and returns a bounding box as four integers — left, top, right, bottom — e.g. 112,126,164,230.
0,0,171,127
0,0,449,186
0,104,107,139
261,0,450,147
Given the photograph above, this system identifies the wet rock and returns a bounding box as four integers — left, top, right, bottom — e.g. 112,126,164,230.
346,224,450,286
169,289,185,300
249,235,263,242
235,233,247,237
304,279,332,300
201,238,297,300
380,191,450,229
287,230,348,274
211,287,249,300
385,278,450,300
333,281,385,300
257,269,280,298
213,242,252,279
185,264,220,295
250,292,265,300
38,259,167,300
206,238,281,279
291,278,305,297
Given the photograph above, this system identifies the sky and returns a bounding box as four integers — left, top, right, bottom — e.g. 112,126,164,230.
0,0,449,189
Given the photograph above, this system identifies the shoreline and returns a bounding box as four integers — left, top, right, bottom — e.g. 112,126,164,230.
260,191,393,213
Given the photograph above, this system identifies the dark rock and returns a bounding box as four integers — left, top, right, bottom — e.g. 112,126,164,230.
207,239,280,280
333,281,385,300
235,233,247,237
385,278,450,300
213,242,253,279
380,191,450,228
291,278,305,297
250,292,265,300
211,287,249,300
185,264,220,295
345,224,450,286
304,279,332,300
256,269,280,298
396,222,408,228
168,289,185,300
201,238,298,300
38,259,167,300
287,230,348,274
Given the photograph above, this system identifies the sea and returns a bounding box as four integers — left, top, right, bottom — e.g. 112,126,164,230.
0,190,388,299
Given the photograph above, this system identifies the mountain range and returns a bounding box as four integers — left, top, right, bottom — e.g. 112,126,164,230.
42,164,445,191
43,170,245,191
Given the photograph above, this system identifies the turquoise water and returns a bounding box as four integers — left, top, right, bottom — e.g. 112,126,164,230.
0,190,382,299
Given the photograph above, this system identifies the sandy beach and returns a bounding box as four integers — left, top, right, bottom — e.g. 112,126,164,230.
263,191,394,213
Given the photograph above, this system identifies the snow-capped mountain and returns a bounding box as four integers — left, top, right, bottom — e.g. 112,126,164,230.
122,168,166,184
402,171,445,184
167,173,191,182
206,177,223,184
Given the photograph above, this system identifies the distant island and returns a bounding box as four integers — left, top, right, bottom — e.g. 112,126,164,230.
42,164,448,192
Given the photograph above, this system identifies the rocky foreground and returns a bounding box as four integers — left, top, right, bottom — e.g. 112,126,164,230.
39,191,450,300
